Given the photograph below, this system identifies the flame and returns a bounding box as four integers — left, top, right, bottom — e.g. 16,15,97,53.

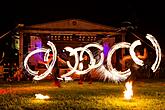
124,81,133,100
35,94,50,99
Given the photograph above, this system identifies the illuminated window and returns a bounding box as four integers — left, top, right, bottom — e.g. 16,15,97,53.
58,36,60,40
55,36,57,40
63,36,66,40
70,36,72,41
51,36,54,40
79,36,81,41
47,36,50,40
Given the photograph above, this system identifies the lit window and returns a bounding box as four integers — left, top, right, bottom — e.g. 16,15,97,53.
58,36,60,40
51,36,54,40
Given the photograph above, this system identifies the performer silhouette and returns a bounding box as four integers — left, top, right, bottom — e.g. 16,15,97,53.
39,53,66,87
78,55,92,84
120,48,148,82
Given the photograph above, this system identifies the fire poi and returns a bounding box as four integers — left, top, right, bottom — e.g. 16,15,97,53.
24,34,161,81
24,34,161,99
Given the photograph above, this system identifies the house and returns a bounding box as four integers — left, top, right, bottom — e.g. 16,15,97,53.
17,19,126,79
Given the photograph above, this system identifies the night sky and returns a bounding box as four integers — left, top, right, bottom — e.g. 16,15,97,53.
0,1,164,51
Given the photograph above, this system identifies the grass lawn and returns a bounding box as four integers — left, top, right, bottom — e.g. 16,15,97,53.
0,79,165,110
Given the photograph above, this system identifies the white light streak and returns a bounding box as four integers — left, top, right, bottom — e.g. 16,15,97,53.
24,48,48,76
146,34,161,72
33,41,57,80
61,43,104,77
106,42,131,81
129,40,144,66
24,34,162,82
61,47,80,78
24,41,57,80
57,77,73,81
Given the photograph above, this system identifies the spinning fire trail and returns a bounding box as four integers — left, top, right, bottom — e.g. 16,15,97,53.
24,34,161,100
24,34,161,82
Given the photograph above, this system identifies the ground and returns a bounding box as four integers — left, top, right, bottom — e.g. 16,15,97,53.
0,79,165,110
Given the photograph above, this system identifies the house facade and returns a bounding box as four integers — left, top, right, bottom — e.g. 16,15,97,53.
18,19,126,73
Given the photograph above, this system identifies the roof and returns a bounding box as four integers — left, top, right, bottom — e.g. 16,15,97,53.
25,19,118,31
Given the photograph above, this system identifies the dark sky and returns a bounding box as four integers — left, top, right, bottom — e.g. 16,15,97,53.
0,1,164,49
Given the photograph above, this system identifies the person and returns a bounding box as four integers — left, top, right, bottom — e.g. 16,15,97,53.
39,53,66,87
3,63,11,82
6,63,18,82
13,67,23,82
78,55,92,84
11,63,18,77
120,48,148,82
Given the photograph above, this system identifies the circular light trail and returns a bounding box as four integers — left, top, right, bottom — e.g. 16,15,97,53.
24,34,161,81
